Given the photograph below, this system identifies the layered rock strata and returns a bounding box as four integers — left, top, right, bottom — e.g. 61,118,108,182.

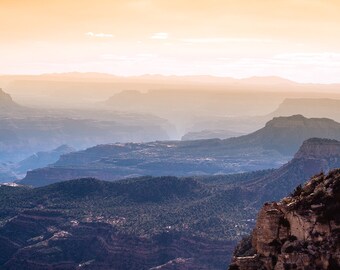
229,169,340,270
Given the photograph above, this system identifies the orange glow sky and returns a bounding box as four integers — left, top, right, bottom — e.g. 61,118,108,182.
1,0,340,83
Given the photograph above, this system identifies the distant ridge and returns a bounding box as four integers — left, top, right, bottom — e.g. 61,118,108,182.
0,88,19,109
270,98,340,122
239,76,296,85
227,114,340,156
19,115,340,187
16,145,76,174
0,73,317,85
182,129,244,141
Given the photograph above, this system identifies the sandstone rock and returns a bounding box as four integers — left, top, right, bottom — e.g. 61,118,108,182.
229,169,340,270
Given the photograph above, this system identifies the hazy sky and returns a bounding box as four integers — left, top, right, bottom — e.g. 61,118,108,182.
1,0,340,83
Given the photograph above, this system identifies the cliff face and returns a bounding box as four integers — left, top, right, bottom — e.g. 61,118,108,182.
294,138,340,159
226,115,340,156
255,115,340,156
247,138,340,204
229,169,340,270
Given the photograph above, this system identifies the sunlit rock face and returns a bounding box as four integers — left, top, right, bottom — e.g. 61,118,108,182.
229,169,340,270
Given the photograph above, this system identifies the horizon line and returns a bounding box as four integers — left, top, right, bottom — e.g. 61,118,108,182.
2,72,340,86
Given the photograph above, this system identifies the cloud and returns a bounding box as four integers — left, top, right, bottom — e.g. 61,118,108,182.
150,32,169,40
85,32,114,38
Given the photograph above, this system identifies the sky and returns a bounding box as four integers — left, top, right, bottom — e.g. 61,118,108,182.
1,0,340,83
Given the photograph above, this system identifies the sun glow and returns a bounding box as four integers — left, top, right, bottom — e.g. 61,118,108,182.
1,0,340,83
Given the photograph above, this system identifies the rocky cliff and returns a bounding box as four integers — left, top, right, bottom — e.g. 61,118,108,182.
294,138,340,159
247,138,340,204
239,115,340,156
229,169,340,270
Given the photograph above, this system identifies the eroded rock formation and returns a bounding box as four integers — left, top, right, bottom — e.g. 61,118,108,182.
229,169,340,270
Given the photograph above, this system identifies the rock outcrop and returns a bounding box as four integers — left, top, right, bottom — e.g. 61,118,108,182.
229,169,340,270
247,138,340,204
294,138,340,159
240,115,340,156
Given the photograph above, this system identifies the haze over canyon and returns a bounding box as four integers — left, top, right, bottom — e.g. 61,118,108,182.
1,1,340,269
